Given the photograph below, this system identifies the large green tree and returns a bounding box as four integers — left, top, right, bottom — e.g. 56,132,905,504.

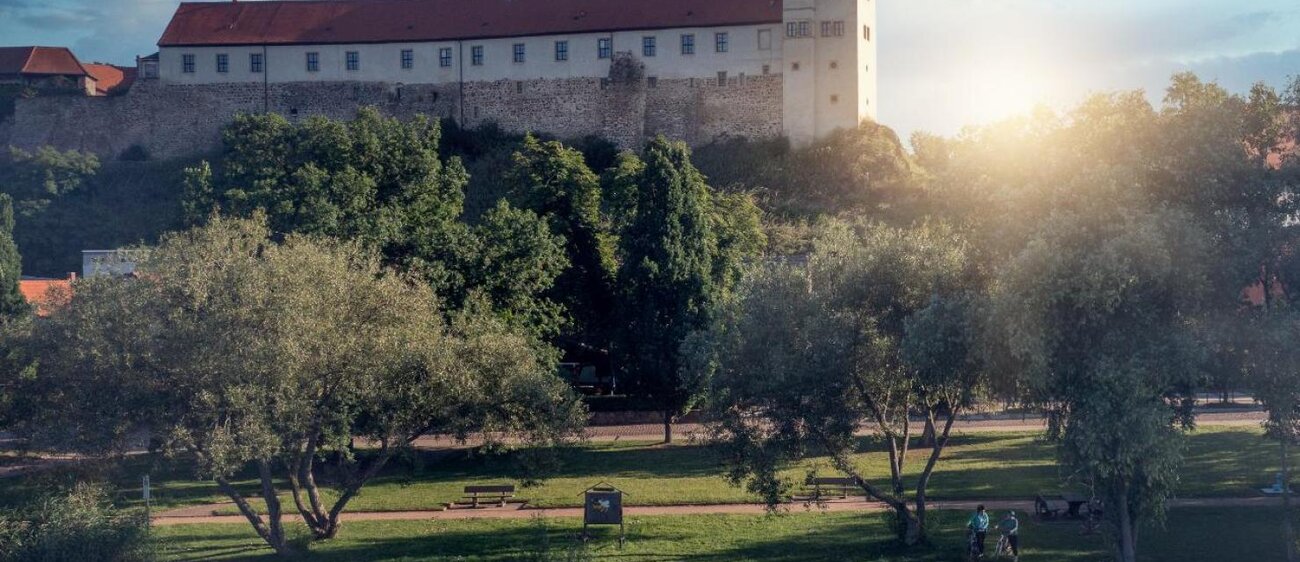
504,135,617,349
612,137,763,442
8,216,584,556
698,220,981,545
993,207,1211,562
184,109,567,336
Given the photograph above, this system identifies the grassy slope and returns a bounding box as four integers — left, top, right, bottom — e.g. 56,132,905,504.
53,426,1285,515
152,507,1294,561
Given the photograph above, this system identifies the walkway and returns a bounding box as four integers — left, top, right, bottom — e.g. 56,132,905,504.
151,496,1283,526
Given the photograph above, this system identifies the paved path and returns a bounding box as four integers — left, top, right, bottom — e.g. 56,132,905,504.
152,496,1283,526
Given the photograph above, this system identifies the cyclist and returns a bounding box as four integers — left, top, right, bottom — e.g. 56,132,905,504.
967,504,990,558
998,510,1020,561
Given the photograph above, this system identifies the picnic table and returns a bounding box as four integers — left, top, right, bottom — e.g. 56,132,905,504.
1036,492,1096,520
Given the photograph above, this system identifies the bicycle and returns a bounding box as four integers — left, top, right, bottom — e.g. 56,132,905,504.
967,530,980,561
994,533,1018,560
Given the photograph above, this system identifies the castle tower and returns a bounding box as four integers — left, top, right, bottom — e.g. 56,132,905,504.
781,0,877,146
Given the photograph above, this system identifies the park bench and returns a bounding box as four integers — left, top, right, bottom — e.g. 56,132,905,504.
803,477,858,500
460,485,516,508
1035,493,1070,519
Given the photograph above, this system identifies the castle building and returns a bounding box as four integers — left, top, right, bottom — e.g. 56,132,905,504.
3,0,877,159
156,0,876,147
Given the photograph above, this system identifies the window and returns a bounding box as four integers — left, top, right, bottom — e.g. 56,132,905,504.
821,21,844,37
680,34,695,55
216,53,228,73
830,95,839,104
345,51,359,71
555,41,569,61
787,22,798,37
788,21,811,38
401,49,414,69
471,45,483,66
717,71,728,86
762,64,770,75
513,43,525,63
799,21,811,37
792,62,800,71
648,76,658,88
182,54,195,73
439,47,452,68
598,38,611,59
306,52,320,72
250,53,263,73
864,25,871,41
642,36,656,57
715,32,728,53
830,61,838,69
758,29,772,50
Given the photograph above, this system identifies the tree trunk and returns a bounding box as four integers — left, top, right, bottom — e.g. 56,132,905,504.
1283,438,1297,562
1113,484,1138,562
663,410,673,444
899,503,923,546
216,471,293,557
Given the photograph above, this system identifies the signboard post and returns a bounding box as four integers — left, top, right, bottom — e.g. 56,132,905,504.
582,482,626,547
142,474,152,528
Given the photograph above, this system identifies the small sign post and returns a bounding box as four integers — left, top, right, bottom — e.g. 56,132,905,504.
581,482,626,548
143,474,151,527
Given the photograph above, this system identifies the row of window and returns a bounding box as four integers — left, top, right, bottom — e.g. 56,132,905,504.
180,31,752,74
787,20,871,40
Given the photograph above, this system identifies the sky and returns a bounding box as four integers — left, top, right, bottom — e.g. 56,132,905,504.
2,0,1298,141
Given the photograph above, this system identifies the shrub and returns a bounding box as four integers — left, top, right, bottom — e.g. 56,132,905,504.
0,483,155,562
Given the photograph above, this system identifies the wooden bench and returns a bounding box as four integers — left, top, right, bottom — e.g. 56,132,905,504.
804,477,858,500
460,485,516,508
1035,494,1070,519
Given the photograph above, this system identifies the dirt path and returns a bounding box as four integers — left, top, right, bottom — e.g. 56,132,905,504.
151,496,1283,526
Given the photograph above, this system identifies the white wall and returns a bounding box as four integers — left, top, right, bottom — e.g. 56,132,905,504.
159,24,785,85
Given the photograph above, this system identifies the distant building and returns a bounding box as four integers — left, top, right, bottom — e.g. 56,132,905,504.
82,250,140,278
0,46,96,96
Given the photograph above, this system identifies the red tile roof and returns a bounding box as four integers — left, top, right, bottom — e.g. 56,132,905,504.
85,63,138,95
19,278,73,317
159,0,783,47
0,46,90,77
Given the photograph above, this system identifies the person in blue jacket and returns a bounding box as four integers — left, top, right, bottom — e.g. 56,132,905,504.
967,504,990,558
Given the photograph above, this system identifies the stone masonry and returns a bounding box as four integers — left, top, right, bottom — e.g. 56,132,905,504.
4,53,784,160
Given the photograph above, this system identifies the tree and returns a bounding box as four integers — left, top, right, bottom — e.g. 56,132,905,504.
699,220,979,545
992,207,1211,562
1236,309,1300,562
612,137,763,443
458,201,570,338
0,195,27,318
185,109,568,337
10,216,584,555
504,135,617,349
0,146,99,216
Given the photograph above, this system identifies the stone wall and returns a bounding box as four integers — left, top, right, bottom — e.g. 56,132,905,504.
4,56,783,160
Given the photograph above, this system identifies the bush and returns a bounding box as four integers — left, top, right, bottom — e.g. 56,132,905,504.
0,484,155,562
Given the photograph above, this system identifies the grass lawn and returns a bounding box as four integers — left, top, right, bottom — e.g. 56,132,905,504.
152,507,1295,561
1,426,1287,515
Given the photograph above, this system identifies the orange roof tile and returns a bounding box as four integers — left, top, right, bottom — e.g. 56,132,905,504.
85,63,137,95
159,0,783,47
19,278,73,317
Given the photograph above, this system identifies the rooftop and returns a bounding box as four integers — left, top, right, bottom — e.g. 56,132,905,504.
158,0,784,47
0,46,90,77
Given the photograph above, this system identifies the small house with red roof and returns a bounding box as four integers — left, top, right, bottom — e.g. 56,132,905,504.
0,46,96,96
